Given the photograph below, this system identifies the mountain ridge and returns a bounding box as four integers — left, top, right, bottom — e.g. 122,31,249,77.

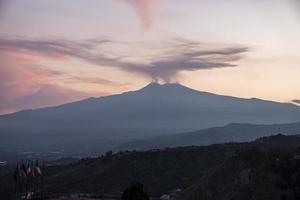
117,121,300,151
1,82,298,117
1,82,300,154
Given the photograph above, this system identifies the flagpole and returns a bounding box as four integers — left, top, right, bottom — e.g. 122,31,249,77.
26,160,28,200
36,159,39,199
21,160,23,199
33,159,36,199
21,159,25,199
14,161,18,200
30,160,33,198
41,160,44,200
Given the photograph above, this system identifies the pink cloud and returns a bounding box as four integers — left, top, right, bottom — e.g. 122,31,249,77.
124,0,154,31
0,49,88,114
0,51,48,100
13,84,89,112
0,38,126,115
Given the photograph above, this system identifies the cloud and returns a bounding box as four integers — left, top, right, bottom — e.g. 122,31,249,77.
0,59,46,114
0,41,116,115
0,37,249,83
130,40,249,82
13,84,90,111
0,0,10,17
0,63,106,115
123,0,154,30
291,0,300,12
0,37,112,62
62,76,130,86
0,36,249,114
0,51,49,106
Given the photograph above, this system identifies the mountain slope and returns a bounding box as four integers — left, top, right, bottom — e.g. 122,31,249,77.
118,122,300,150
179,135,300,200
38,135,300,199
2,134,300,199
1,82,300,154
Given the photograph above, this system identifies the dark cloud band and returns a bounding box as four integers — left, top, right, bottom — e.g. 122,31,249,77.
0,37,249,83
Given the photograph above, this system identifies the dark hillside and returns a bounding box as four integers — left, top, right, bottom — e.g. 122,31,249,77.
2,135,300,199
44,135,300,198
44,145,236,196
179,136,300,200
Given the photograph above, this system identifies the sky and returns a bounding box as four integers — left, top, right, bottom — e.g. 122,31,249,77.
0,0,300,114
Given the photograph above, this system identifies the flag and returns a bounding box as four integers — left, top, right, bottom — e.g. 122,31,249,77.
13,164,21,182
32,164,36,178
34,161,42,176
27,163,32,177
21,163,28,178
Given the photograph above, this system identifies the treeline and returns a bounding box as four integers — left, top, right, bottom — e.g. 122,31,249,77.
2,134,300,199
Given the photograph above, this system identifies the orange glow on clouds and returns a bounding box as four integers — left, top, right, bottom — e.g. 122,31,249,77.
0,49,94,114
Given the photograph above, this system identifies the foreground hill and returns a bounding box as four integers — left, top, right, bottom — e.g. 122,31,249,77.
44,145,233,197
42,135,300,198
1,82,300,154
2,134,300,199
118,122,300,150
179,135,300,200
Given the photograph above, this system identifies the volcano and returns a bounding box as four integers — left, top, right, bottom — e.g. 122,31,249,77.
1,82,300,154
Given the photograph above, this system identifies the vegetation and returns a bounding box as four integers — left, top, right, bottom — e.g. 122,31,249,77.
2,134,300,199
0,166,15,200
44,145,234,196
122,182,150,200
179,136,300,200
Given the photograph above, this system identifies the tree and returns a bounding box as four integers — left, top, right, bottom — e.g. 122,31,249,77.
122,182,150,200
105,150,113,157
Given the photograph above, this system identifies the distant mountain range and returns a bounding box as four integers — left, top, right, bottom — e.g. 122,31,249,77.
117,122,300,151
1,82,300,154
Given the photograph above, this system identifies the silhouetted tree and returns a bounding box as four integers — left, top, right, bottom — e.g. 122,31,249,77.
105,150,113,157
122,182,150,200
